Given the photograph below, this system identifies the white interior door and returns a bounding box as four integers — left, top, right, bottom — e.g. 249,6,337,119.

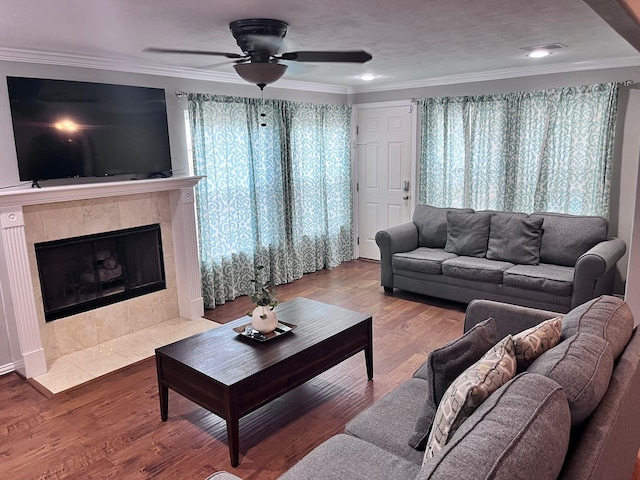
357,105,414,260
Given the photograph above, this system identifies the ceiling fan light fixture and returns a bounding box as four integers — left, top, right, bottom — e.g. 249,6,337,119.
233,62,288,89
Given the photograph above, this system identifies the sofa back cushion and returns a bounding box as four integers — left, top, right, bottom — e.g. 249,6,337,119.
559,327,640,480
531,212,608,266
444,211,492,257
413,205,474,248
486,214,544,265
418,373,571,480
561,295,634,361
527,332,613,426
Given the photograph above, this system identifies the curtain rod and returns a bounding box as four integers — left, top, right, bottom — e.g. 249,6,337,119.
408,80,633,103
179,80,632,101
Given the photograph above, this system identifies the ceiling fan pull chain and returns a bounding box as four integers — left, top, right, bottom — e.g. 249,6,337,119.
260,90,267,127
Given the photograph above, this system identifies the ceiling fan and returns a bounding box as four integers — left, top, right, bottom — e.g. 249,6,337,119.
145,18,373,90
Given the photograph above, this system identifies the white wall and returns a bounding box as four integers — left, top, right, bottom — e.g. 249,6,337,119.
626,153,640,323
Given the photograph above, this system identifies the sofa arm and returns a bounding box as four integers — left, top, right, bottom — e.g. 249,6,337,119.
375,222,419,288
464,299,561,340
572,238,626,308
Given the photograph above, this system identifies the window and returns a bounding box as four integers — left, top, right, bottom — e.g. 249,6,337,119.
417,83,619,216
188,94,353,307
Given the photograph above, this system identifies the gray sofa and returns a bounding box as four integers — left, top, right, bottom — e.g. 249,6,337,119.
209,295,640,480
376,205,626,313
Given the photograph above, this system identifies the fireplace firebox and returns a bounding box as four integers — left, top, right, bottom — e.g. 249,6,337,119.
35,224,166,321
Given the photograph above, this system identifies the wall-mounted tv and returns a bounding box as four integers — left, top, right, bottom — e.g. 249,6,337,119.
6,77,173,183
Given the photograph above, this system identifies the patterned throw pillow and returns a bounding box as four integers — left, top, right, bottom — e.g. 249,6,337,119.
513,316,563,371
424,335,517,460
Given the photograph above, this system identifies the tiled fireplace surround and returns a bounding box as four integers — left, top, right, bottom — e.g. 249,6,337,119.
0,176,204,379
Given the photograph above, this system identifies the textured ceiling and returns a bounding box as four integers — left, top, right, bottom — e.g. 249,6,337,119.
0,0,639,91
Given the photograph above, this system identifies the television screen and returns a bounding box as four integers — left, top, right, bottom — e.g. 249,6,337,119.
6,77,173,182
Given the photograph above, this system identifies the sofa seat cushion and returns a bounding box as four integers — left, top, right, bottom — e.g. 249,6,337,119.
531,212,608,266
442,257,513,283
527,332,613,426
345,378,428,464
502,263,574,296
444,211,492,257
393,248,457,275
410,318,497,450
486,214,544,265
418,373,571,480
413,205,474,248
561,295,634,361
278,434,422,480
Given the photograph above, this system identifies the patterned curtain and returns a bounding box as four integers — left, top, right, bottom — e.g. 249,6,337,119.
188,94,353,307
417,83,619,216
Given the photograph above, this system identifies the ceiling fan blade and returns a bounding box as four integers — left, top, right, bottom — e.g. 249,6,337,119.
279,50,372,63
144,47,246,59
196,58,247,70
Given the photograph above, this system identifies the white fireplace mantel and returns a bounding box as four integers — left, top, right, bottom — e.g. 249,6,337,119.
0,176,204,379
0,176,203,207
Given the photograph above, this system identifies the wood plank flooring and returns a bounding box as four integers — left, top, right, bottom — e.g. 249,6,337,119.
2,259,635,479
1,260,466,479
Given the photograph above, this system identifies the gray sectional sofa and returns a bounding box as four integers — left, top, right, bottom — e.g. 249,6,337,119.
210,295,640,480
376,205,626,313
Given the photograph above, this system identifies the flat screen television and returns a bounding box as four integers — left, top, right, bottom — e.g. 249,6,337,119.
6,77,173,183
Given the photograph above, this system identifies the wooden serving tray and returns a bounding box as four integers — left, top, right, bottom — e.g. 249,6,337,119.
233,321,297,342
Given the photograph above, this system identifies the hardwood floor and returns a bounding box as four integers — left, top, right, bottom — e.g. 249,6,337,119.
0,259,515,478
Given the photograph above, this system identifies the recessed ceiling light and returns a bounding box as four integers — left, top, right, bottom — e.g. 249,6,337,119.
527,49,552,58
357,73,378,81
520,43,566,58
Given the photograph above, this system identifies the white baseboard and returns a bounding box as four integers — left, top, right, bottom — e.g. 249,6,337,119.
0,362,16,376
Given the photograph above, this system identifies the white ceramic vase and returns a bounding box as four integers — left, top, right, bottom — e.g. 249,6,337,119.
251,305,279,333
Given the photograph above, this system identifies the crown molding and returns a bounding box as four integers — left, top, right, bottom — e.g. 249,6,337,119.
0,47,350,95
346,56,640,94
2,47,639,98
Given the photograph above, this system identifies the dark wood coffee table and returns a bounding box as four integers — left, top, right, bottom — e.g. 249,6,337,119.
155,297,373,467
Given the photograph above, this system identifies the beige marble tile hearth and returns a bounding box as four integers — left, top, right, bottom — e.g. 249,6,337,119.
33,317,220,394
